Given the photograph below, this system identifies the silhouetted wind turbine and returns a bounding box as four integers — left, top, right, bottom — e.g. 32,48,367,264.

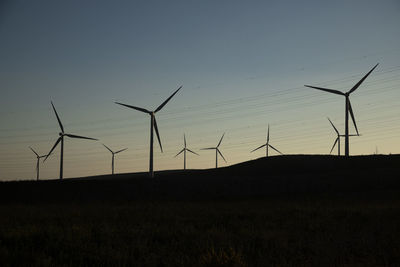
328,118,359,156
251,124,283,157
305,63,378,156
29,147,47,181
44,102,98,180
201,133,227,168
174,134,199,170
103,144,127,175
115,86,182,178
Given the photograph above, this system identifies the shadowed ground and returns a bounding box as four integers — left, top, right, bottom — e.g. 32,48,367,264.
0,155,399,266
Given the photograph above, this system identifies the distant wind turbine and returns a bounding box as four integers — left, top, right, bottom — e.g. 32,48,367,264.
251,124,283,157
103,144,128,175
305,63,378,156
327,118,359,156
201,133,227,168
29,147,47,181
44,102,98,180
174,134,199,170
115,86,182,178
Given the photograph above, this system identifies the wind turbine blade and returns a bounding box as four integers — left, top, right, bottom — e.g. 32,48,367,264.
201,147,215,150
115,102,151,114
217,149,227,163
187,148,199,155
184,134,186,148
250,143,267,153
330,138,339,154
327,117,339,135
153,117,163,152
44,137,61,162
115,148,128,154
51,101,64,133
268,144,283,155
154,85,182,113
348,100,359,135
348,134,360,137
64,134,98,140
348,63,379,94
174,149,185,157
103,144,113,153
267,124,270,143
304,85,345,96
29,147,39,157
217,132,225,147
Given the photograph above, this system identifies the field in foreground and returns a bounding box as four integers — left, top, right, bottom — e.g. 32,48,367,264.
0,155,399,266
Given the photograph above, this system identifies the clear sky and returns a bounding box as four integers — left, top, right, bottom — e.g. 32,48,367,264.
1,0,399,181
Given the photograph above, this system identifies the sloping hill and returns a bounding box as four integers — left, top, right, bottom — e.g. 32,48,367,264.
0,155,399,203
1,155,400,266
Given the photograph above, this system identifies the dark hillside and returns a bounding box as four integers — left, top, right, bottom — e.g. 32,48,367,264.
1,155,399,203
1,155,400,266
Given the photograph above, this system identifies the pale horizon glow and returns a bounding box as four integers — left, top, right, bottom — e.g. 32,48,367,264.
0,0,399,180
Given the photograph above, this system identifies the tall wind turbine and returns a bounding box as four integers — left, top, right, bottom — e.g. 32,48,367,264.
327,118,359,156
29,147,47,181
174,134,199,170
251,124,283,157
103,144,127,174
201,133,227,168
44,102,98,180
305,63,378,156
115,86,182,178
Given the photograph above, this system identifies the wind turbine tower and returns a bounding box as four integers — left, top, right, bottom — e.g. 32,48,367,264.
115,86,182,177
201,133,227,168
251,124,283,157
103,144,128,174
174,134,199,170
305,64,378,156
45,102,98,180
29,147,47,181
327,117,359,156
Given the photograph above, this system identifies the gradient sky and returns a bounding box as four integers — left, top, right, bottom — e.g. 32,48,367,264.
1,0,399,181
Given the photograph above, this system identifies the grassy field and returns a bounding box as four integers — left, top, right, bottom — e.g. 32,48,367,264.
0,155,399,266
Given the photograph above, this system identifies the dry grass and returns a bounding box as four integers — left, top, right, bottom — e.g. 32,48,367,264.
0,197,399,266
1,155,399,266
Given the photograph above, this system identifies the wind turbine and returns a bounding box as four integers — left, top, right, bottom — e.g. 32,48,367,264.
251,124,283,157
103,144,127,174
305,63,378,156
44,102,98,180
201,133,227,168
29,147,47,181
327,118,359,156
174,134,199,170
115,86,182,178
